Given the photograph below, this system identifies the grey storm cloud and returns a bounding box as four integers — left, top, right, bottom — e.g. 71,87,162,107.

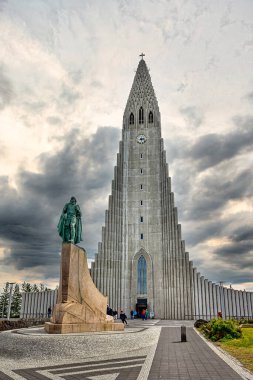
183,220,224,247
0,126,120,276
230,227,253,243
166,114,253,170
197,264,253,285
213,225,253,261
177,167,253,233
215,243,253,257
0,67,14,109
163,110,253,283
191,126,253,170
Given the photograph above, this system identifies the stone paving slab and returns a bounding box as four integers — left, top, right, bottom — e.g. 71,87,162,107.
147,327,243,380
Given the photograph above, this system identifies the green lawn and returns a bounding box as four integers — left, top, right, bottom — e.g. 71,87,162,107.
217,328,253,373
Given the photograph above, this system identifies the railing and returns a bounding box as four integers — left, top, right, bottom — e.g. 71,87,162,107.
185,314,253,320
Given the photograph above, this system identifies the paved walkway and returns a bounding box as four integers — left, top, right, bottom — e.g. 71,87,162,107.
148,326,243,380
0,320,248,380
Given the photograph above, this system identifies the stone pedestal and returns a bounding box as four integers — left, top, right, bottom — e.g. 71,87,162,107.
45,243,124,333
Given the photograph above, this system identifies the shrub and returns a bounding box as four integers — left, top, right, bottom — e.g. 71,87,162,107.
200,318,242,342
194,319,208,328
0,318,49,332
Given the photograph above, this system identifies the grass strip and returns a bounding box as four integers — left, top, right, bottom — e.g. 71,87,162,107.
217,328,253,373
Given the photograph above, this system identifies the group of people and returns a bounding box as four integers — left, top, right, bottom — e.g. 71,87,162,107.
107,305,151,325
106,305,118,319
130,309,149,320
107,305,128,325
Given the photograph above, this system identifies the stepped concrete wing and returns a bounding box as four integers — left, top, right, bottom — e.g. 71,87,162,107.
45,243,123,333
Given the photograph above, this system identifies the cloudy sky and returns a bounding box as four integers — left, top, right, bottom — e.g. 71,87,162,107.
0,0,252,292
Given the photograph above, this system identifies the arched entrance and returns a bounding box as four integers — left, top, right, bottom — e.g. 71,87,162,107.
131,248,154,317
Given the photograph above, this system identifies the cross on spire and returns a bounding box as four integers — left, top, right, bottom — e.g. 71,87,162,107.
139,52,145,60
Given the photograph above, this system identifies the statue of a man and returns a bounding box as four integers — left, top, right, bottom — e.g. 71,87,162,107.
57,196,82,244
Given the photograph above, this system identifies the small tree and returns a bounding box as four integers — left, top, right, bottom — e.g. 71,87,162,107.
11,284,22,318
21,281,32,293
0,283,10,318
39,283,48,291
32,284,39,292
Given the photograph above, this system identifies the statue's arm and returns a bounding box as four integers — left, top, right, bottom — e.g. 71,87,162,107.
75,205,82,217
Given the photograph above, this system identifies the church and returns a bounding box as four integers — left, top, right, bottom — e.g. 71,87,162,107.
90,56,253,320
21,57,253,321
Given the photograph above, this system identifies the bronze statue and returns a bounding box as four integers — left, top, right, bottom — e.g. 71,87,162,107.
57,196,82,244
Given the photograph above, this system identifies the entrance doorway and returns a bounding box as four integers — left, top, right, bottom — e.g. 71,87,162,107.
136,298,147,317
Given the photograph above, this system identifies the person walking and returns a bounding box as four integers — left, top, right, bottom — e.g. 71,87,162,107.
120,310,127,325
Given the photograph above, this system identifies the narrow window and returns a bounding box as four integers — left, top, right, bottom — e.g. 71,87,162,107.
140,200,143,205
140,168,143,174
140,216,143,222
140,233,144,240
137,256,147,294
129,113,134,125
140,184,143,190
140,153,143,159
139,107,144,124
148,111,153,123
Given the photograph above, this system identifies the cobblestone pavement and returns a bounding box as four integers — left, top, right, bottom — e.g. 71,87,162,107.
0,320,247,380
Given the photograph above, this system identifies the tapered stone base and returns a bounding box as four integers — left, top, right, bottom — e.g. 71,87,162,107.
45,321,124,334
45,243,123,334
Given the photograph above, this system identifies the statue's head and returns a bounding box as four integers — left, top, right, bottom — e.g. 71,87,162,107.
70,196,77,204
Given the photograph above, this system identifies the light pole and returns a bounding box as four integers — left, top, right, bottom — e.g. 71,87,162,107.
7,283,15,320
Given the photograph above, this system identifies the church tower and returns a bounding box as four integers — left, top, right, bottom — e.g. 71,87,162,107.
21,56,253,321
91,56,194,319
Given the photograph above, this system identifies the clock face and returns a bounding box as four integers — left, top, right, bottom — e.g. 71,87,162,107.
136,134,147,144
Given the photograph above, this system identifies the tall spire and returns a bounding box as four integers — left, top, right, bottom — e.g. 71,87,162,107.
123,58,160,124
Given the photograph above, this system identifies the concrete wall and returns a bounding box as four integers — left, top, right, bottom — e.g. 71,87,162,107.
20,290,58,319
192,269,253,319
20,284,253,320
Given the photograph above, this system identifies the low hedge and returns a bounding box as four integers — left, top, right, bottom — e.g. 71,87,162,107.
0,319,49,332
199,318,242,342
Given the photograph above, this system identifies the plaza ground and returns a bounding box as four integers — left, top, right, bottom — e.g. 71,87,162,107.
0,320,252,380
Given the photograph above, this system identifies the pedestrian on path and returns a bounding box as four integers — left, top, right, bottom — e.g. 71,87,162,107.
120,310,127,325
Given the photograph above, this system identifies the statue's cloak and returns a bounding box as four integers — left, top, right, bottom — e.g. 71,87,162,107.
57,213,83,244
